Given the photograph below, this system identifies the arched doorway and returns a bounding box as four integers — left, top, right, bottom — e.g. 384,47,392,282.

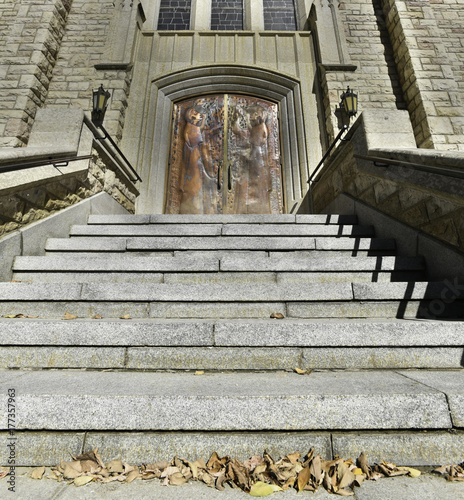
165,94,284,214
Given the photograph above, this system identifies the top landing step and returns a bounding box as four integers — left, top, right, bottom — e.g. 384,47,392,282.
87,214,359,225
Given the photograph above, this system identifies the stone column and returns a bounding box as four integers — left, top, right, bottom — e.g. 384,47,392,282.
246,0,265,30
191,0,212,30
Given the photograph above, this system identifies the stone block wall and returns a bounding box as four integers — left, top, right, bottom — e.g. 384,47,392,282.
319,0,407,141
380,0,464,150
0,0,72,147
44,0,140,141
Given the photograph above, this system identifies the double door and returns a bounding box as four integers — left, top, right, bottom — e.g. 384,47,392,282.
165,94,283,214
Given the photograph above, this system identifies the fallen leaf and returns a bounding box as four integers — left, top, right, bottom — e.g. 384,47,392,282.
125,470,141,483
63,312,78,320
397,466,421,478
0,471,8,480
270,313,284,319
195,370,205,375
356,452,370,477
352,468,363,475
120,314,131,320
107,459,124,474
30,467,45,480
92,314,103,319
250,481,282,497
74,476,93,487
170,472,188,485
336,488,355,496
297,465,310,491
63,462,82,479
294,367,311,375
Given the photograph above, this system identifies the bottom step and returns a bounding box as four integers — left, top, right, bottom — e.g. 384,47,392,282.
1,370,464,466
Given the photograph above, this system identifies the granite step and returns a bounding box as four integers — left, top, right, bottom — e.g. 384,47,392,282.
44,236,397,253
0,318,462,370
0,370,456,431
1,282,462,319
69,223,375,237
12,255,425,273
86,214,359,225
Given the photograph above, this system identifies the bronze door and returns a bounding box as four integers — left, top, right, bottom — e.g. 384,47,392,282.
165,94,283,214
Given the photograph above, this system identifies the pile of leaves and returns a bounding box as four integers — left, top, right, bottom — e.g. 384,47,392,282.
14,448,436,495
433,461,464,482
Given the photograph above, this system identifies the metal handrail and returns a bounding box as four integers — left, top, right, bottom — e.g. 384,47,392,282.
307,125,348,184
0,155,93,175
354,153,464,180
94,125,142,183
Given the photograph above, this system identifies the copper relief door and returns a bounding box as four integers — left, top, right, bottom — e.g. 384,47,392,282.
165,94,283,214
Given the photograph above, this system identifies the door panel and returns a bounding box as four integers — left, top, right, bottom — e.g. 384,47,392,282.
165,94,283,214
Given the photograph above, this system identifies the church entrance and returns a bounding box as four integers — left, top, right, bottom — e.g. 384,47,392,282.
165,94,284,214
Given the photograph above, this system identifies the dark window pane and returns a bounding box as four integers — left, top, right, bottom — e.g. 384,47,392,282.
211,0,244,30
157,0,191,30
263,0,296,31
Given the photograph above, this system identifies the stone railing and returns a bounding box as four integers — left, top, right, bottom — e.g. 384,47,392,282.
0,109,139,238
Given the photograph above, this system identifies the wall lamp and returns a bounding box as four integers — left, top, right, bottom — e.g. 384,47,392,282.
340,86,358,117
91,84,142,183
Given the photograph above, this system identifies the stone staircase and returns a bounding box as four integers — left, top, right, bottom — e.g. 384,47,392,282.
1,213,464,467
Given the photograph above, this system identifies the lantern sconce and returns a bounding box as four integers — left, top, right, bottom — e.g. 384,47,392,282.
90,84,142,183
91,84,111,128
339,86,358,118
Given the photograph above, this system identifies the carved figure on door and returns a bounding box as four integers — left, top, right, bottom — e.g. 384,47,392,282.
231,104,271,213
179,105,218,214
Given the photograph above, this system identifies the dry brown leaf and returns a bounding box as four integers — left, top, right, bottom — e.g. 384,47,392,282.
310,455,324,486
141,471,158,480
297,465,310,491
336,488,355,496
352,467,363,475
270,313,284,319
356,452,370,477
0,471,8,480
63,462,82,479
30,466,45,480
160,466,180,478
338,470,355,490
169,472,188,486
199,471,215,486
195,370,205,375
125,470,141,483
215,470,227,491
74,476,93,487
80,460,100,474
92,314,103,319
294,367,311,375
107,459,124,474
63,312,78,320
286,452,300,464
120,314,131,320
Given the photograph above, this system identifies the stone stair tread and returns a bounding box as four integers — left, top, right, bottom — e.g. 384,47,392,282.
70,223,373,237
44,236,397,252
86,214,359,225
14,256,220,272
0,317,461,346
0,370,455,430
13,255,424,272
1,281,460,301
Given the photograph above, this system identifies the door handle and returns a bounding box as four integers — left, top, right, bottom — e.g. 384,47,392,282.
228,163,232,191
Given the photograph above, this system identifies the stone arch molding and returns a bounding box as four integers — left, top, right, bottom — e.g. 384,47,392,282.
136,65,308,214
